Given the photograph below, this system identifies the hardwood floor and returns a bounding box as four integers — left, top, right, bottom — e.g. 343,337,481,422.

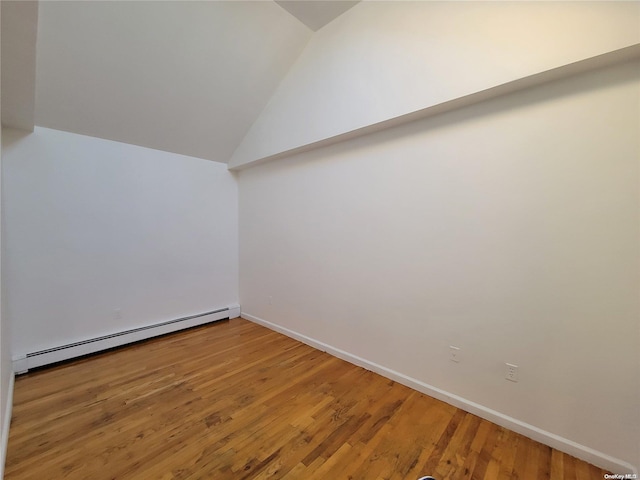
6,318,608,479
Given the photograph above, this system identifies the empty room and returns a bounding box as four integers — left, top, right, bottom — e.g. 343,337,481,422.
0,1,638,478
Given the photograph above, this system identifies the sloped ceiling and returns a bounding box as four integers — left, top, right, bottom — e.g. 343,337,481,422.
4,1,639,168
1,0,362,163
230,1,640,169
275,1,359,31
1,1,38,131
31,1,312,163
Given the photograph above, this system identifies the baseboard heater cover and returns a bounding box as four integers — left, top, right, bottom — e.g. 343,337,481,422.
14,304,241,373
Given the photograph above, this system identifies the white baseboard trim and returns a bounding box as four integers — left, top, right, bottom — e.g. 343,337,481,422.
1,373,15,480
242,312,638,475
13,307,235,373
228,304,241,319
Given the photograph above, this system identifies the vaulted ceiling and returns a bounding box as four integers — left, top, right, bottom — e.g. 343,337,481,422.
3,1,637,167
1,1,358,163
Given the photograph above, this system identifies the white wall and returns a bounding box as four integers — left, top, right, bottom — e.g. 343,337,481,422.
230,1,640,168
3,127,239,357
239,60,640,472
0,5,13,474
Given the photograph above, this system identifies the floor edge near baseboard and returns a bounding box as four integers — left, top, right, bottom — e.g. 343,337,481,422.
241,312,637,476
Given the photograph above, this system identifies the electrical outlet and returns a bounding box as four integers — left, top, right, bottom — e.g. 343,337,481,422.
449,346,460,363
505,363,518,382
114,308,122,319
268,296,273,305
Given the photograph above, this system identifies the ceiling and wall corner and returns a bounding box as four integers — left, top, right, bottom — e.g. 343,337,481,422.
275,1,360,31
229,1,640,169
2,1,639,166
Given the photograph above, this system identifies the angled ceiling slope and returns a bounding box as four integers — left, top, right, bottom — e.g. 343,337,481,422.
229,1,640,169
1,1,38,131
275,1,360,31
33,1,311,163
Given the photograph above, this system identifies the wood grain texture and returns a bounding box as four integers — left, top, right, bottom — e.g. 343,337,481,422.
5,318,610,479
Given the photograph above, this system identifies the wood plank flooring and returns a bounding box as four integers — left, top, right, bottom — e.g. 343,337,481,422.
5,318,609,479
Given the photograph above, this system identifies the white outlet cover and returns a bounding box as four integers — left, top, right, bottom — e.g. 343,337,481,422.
449,346,460,363
505,363,519,382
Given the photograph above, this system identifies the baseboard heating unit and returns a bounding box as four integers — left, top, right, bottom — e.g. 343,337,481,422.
13,304,240,373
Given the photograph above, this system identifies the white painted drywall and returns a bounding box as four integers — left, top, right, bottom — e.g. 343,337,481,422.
230,1,640,168
238,60,640,471
35,1,311,163
0,6,12,473
3,127,239,357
